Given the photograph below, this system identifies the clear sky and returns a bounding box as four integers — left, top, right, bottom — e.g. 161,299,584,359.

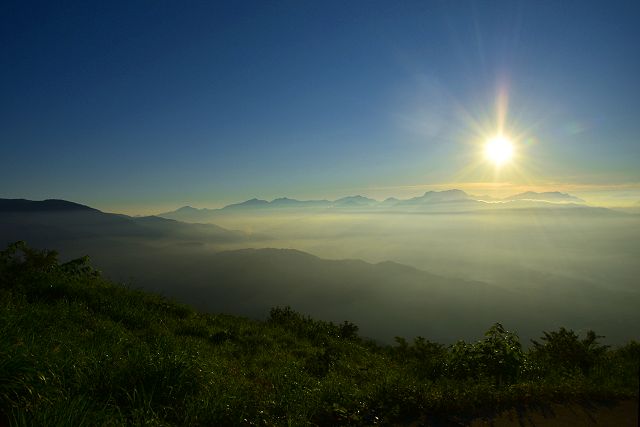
2,1,639,213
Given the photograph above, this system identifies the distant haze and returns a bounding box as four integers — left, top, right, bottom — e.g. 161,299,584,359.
2,197,638,345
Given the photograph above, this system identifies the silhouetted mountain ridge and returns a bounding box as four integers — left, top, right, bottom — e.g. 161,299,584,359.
0,198,250,245
0,198,99,213
159,189,610,220
333,195,378,207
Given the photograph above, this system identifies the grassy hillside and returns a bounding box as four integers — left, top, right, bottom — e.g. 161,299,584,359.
0,242,638,426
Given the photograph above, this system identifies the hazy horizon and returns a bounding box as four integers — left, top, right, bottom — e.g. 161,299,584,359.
6,183,638,217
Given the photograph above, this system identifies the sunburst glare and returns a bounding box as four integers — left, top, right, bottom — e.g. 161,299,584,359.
445,82,544,188
485,135,514,166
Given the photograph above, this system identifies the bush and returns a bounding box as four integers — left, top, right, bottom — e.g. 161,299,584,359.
268,306,360,342
445,323,523,384
392,336,447,380
529,327,609,376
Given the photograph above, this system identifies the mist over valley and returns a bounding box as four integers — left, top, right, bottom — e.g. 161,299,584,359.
2,194,637,345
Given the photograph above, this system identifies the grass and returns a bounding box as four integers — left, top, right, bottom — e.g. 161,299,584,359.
0,241,638,426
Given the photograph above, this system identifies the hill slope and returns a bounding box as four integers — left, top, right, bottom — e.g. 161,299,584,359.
1,243,637,426
0,198,252,245
0,198,98,213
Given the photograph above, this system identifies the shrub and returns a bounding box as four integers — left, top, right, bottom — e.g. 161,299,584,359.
446,323,523,384
529,327,609,376
268,306,360,342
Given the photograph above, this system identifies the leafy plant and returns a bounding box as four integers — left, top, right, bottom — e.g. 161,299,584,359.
530,327,609,376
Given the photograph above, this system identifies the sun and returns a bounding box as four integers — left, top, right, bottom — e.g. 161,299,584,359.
484,135,514,166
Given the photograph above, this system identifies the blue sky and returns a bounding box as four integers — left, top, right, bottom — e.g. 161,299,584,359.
2,1,639,213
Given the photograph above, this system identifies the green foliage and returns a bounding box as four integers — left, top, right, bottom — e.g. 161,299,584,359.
0,242,637,426
268,306,359,342
0,339,39,410
475,323,523,384
393,336,446,380
529,327,609,377
394,323,523,384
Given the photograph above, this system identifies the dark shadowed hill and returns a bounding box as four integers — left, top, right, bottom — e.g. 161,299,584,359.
106,246,636,344
0,198,251,245
0,198,99,212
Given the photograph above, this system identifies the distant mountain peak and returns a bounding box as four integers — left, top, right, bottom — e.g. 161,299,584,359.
399,189,471,205
246,198,269,205
270,197,301,205
175,205,200,212
222,198,269,209
337,195,371,201
506,191,584,203
382,197,399,204
423,189,468,196
333,195,378,207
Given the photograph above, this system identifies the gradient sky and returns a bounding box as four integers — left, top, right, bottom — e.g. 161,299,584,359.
2,1,639,213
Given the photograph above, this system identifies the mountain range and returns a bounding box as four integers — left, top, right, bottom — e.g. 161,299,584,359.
158,189,615,223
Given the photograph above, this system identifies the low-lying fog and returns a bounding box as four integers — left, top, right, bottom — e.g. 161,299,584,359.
208,211,639,294
164,209,639,345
